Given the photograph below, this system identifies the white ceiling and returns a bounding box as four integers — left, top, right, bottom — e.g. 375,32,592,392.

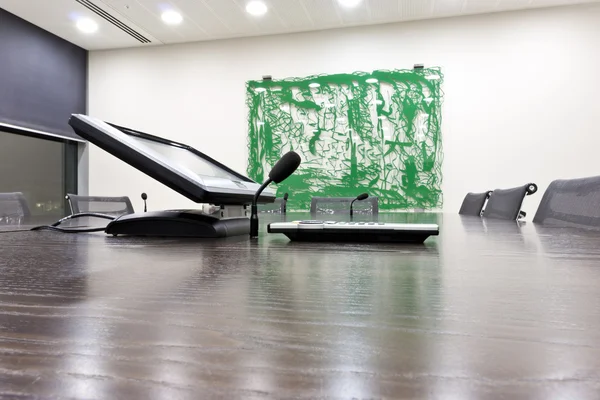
1,0,598,50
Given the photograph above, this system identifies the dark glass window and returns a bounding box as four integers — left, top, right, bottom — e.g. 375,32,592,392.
0,130,78,219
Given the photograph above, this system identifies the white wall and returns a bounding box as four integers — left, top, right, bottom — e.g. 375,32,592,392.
88,3,600,216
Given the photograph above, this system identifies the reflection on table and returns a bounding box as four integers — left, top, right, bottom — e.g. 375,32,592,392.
1,213,599,398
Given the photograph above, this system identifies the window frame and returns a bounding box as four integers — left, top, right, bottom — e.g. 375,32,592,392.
0,125,79,216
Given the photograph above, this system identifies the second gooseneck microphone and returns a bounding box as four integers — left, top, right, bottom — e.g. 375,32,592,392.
141,192,148,213
282,192,289,213
250,152,301,238
350,192,369,217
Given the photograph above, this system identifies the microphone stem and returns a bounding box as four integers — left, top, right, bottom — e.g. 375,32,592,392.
253,180,271,205
350,199,357,217
250,179,272,238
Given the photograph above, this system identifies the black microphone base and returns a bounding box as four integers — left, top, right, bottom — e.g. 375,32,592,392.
250,204,259,238
105,210,249,238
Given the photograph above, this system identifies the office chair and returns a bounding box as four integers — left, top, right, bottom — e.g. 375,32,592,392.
533,176,600,229
258,198,286,214
458,191,493,216
310,197,379,216
66,194,134,217
482,183,538,220
0,192,31,224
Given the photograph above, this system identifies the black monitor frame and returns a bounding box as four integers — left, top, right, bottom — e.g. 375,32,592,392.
69,114,275,206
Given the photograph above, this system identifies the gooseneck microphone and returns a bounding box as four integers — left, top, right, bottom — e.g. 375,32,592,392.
282,192,289,213
350,192,369,217
141,192,148,213
250,152,301,238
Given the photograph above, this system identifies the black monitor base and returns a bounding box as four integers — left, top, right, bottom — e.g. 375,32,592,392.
105,209,249,238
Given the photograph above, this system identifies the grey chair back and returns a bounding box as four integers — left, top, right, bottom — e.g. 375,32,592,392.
459,191,492,216
310,196,379,216
533,176,600,229
66,194,134,216
0,192,31,224
482,183,538,220
258,198,286,214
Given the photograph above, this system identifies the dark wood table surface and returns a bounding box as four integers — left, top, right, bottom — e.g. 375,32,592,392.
1,213,600,399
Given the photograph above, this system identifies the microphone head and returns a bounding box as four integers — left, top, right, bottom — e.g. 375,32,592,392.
283,193,289,201
356,193,369,201
268,151,301,184
141,193,147,200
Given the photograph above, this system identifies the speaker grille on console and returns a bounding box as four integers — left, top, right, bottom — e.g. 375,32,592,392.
75,0,151,43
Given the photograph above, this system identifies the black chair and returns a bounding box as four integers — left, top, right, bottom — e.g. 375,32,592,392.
0,192,31,224
459,191,492,216
533,176,600,229
310,197,379,216
482,183,538,220
66,194,134,217
258,198,286,214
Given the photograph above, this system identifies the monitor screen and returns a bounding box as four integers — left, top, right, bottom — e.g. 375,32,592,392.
124,134,242,181
69,114,276,205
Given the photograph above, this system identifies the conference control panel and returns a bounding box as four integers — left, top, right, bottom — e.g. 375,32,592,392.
267,220,439,243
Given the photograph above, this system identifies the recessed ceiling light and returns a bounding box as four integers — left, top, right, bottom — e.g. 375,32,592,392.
76,18,98,34
366,78,378,84
246,1,268,16
309,82,320,88
162,10,183,25
255,87,267,93
338,0,362,8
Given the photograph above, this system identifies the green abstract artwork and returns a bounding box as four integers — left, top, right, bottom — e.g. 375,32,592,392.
246,68,444,211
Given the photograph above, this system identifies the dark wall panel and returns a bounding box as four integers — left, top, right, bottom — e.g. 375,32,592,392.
0,8,87,140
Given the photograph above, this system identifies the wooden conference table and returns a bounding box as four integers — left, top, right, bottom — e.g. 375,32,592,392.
1,213,599,399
